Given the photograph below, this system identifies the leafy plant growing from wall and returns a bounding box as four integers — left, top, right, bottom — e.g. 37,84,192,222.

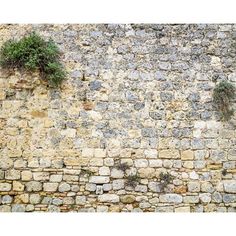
213,81,235,121
0,32,66,87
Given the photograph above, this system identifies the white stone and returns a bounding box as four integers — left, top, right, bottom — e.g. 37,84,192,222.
58,183,71,192
223,180,236,193
112,179,124,190
189,171,199,180
199,193,211,203
99,167,110,176
149,159,162,167
0,183,11,191
134,159,148,168
61,128,76,137
144,149,158,158
43,183,58,192
89,176,110,184
111,169,124,178
98,194,119,203
50,174,63,182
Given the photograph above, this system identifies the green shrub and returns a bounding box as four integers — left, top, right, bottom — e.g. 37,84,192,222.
213,81,235,121
0,32,66,87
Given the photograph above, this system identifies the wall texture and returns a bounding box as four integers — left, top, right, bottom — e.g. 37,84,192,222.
0,24,236,212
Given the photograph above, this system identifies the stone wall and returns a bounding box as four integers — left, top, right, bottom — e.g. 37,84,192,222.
0,24,236,212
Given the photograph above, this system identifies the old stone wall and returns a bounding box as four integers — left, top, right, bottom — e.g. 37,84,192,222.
0,24,236,212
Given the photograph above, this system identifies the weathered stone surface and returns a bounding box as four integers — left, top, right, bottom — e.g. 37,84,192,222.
199,193,211,203
111,169,124,178
181,150,194,160
0,24,235,212
0,183,12,191
89,176,110,184
2,195,13,204
159,149,180,159
12,204,25,212
187,182,200,192
148,182,162,192
76,196,86,205
98,194,119,203
43,183,59,192
112,179,124,190
159,194,183,203
13,181,24,191
0,158,13,170
29,194,41,204
26,181,43,192
58,183,71,192
223,180,236,193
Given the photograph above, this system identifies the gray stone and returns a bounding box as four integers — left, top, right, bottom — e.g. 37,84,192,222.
76,196,86,205
103,183,112,191
183,196,199,203
126,91,138,101
112,179,124,190
199,193,211,203
159,194,183,203
52,198,63,206
160,92,173,101
191,139,205,149
159,62,171,70
30,194,41,204
5,169,21,180
12,204,25,212
223,180,236,193
212,192,222,203
0,158,13,170
135,185,148,192
48,205,60,212
89,80,102,91
134,102,145,110
149,112,164,120
85,183,96,192
2,195,13,204
188,93,200,102
71,70,82,78
58,183,71,192
26,181,42,192
187,182,200,192
201,182,214,193
141,128,157,137
96,185,103,194
223,194,236,203
148,182,162,193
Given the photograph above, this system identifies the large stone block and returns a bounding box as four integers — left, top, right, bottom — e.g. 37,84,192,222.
98,194,119,203
89,176,110,184
159,149,180,159
223,180,236,193
159,194,183,203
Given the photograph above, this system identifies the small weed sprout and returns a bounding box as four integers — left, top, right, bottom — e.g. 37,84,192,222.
115,162,130,172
